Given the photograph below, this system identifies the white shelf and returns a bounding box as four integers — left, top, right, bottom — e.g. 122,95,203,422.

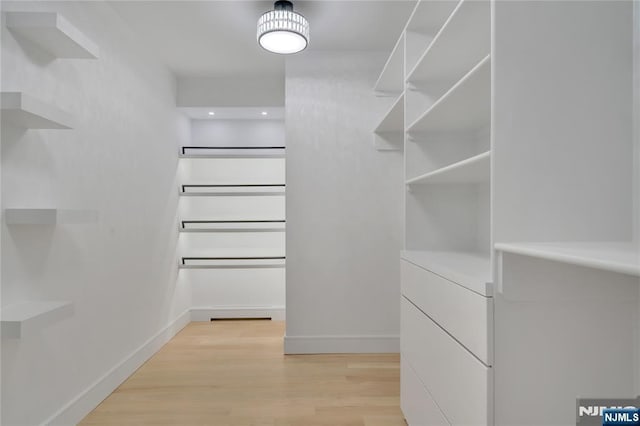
374,93,404,134
179,147,286,158
4,208,98,225
374,33,404,95
404,0,459,76
407,55,490,134
179,258,286,269
495,242,640,277
1,300,73,338
180,186,285,196
179,154,285,159
401,250,492,296
180,222,285,233
406,151,490,185
406,0,490,85
6,12,98,59
1,92,74,129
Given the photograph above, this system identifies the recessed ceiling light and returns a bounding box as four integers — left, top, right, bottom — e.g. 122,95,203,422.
261,111,268,116
257,1,309,55
208,111,215,116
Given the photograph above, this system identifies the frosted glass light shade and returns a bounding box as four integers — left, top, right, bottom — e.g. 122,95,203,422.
257,3,309,54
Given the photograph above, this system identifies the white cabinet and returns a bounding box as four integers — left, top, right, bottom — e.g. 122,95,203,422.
377,0,638,424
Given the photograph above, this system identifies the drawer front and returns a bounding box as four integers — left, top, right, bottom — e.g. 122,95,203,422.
402,297,490,426
401,259,492,364
402,357,450,426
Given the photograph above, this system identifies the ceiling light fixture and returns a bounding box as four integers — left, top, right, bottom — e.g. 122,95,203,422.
257,0,309,55
208,111,215,116
261,111,268,116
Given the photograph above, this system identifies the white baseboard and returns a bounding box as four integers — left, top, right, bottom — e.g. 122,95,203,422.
284,334,399,354
42,309,191,426
191,306,286,321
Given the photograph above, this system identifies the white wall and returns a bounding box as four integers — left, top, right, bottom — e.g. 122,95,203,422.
1,2,190,424
190,118,285,147
284,51,403,353
177,75,284,107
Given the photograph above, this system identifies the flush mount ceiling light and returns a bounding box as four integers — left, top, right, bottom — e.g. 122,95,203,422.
257,0,309,55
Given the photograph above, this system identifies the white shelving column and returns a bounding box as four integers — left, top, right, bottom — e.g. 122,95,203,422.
374,1,493,424
178,145,286,320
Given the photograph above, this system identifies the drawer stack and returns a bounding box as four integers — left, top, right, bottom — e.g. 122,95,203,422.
400,259,493,425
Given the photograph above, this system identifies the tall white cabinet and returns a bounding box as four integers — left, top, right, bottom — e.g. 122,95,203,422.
374,0,639,424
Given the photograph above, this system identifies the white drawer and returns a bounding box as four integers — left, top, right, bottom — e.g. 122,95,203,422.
401,259,492,364
402,298,491,426
402,357,450,426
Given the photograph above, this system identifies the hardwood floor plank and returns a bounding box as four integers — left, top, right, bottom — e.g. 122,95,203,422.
80,321,404,425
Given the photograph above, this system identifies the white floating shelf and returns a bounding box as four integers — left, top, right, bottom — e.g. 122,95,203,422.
180,223,286,233
180,186,285,197
6,11,99,59
406,0,490,85
179,147,286,158
1,300,73,338
407,55,490,134
495,242,640,277
4,208,98,225
406,151,490,185
179,153,285,159
179,258,286,269
374,33,405,96
1,92,74,129
401,250,492,296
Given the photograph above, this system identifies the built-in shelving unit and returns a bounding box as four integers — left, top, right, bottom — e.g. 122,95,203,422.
1,300,73,338
495,242,640,277
5,11,98,59
178,146,286,271
376,1,494,424
379,1,637,424
1,92,74,129
4,208,97,225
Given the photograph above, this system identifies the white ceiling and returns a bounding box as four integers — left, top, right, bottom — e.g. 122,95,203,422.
110,1,416,77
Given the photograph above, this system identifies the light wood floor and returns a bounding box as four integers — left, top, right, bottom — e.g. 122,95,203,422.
80,320,405,426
